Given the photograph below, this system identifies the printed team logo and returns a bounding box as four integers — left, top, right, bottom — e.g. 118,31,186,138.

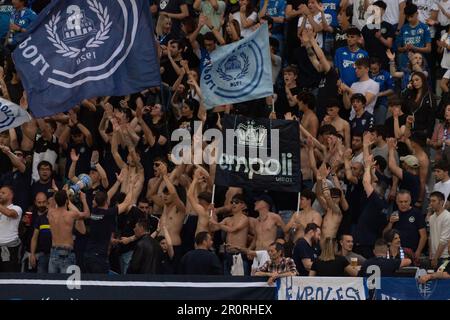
0,105,15,129
409,216,415,223
357,53,366,59
236,120,267,148
17,0,140,89
415,269,437,300
46,1,110,59
418,28,424,35
202,40,264,99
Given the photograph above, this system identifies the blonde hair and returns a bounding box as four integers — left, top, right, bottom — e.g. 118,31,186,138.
156,15,171,37
319,238,336,262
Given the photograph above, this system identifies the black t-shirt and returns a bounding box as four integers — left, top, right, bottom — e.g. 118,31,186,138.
30,180,58,204
0,166,31,212
294,47,321,89
7,81,23,104
158,0,185,36
351,111,374,136
355,191,388,246
86,207,118,255
385,115,407,138
359,257,401,277
361,22,395,69
293,238,319,276
275,86,301,119
317,67,339,122
392,207,426,251
0,152,12,175
161,58,182,86
334,27,347,53
311,255,350,276
33,213,52,254
399,171,420,205
179,249,222,275
286,0,308,55
118,206,144,254
65,141,92,177
345,179,365,225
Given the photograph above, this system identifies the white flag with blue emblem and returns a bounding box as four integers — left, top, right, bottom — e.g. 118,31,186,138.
200,24,273,109
0,98,32,133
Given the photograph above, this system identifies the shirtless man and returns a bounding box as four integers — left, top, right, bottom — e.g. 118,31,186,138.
286,189,322,242
47,190,89,274
110,125,144,204
252,195,287,251
322,101,351,149
210,194,249,275
316,165,346,248
149,162,186,268
298,92,319,138
187,168,213,235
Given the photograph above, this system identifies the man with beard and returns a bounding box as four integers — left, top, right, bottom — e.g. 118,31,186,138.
0,185,22,272
292,222,321,275
29,192,51,273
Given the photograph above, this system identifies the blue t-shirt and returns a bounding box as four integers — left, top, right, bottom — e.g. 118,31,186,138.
391,207,426,251
0,2,13,40
9,7,37,45
370,70,394,106
396,22,431,69
260,0,286,34
322,0,339,27
334,46,368,86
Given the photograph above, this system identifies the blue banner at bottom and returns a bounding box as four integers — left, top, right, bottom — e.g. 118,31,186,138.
374,277,450,300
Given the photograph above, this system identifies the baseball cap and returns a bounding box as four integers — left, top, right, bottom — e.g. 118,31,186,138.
399,155,419,168
255,194,274,211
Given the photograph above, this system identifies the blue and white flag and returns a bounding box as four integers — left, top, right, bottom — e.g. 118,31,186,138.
12,0,161,118
0,97,32,133
200,24,273,109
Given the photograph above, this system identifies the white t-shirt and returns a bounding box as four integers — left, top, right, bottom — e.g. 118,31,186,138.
200,0,226,35
412,0,438,37
440,32,450,69
298,12,332,48
0,204,22,244
383,0,406,26
433,179,450,203
251,250,270,274
429,209,450,259
352,0,373,30
349,79,380,120
232,11,258,38
433,0,450,27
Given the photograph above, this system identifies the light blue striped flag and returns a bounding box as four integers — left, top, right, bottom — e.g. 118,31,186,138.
200,24,273,109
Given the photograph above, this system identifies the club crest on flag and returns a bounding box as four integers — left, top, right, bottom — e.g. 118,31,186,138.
46,0,110,59
201,24,273,109
236,120,267,148
13,0,160,118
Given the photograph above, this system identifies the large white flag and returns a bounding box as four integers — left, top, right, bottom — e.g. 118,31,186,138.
200,23,273,109
0,98,32,133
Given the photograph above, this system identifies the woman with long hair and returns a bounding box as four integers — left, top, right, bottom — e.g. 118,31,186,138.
156,15,174,46
309,238,359,276
383,229,413,266
387,50,429,91
429,104,450,162
401,71,436,146
231,0,257,38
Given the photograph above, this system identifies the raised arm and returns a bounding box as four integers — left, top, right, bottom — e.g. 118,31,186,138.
163,174,186,214
387,138,403,179
111,129,127,169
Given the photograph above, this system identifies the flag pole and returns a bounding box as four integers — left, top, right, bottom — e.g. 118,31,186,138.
296,192,301,214
210,184,216,217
